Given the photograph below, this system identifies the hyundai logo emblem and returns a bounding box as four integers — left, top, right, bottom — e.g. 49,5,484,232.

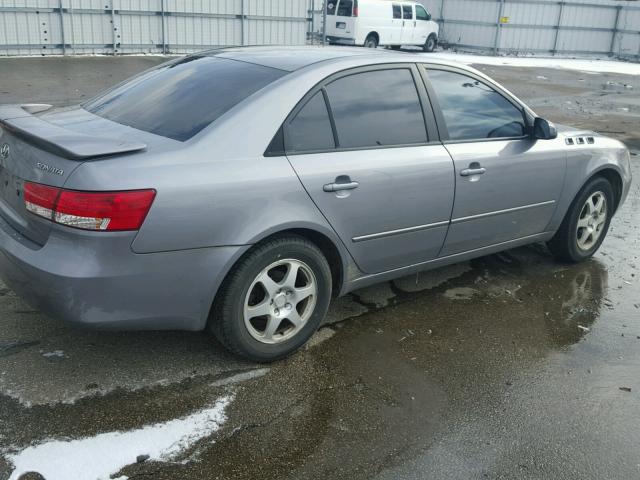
0,143,9,159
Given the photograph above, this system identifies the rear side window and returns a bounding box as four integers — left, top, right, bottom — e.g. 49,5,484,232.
287,92,335,152
325,69,427,149
337,0,353,16
85,56,286,142
427,69,526,141
392,4,402,19
402,5,413,19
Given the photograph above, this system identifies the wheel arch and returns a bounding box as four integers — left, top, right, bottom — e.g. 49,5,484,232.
365,31,379,46
591,167,623,213
215,224,350,307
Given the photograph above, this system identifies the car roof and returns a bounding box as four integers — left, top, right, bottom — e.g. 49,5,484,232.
203,45,444,72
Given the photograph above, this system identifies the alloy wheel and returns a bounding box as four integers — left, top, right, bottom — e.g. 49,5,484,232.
576,191,607,251
243,259,317,344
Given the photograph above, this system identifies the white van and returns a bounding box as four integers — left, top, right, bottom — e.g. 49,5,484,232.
325,0,439,51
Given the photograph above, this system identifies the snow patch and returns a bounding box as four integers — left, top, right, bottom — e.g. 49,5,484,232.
41,350,65,358
6,395,233,480
426,52,640,76
210,368,270,387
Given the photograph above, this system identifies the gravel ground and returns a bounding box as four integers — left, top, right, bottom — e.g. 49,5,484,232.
0,53,639,480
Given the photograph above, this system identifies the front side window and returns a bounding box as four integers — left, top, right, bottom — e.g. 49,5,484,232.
85,56,286,142
327,1,337,15
426,69,526,141
287,92,335,152
392,4,402,19
416,5,430,20
325,69,427,149
337,0,353,16
402,5,413,19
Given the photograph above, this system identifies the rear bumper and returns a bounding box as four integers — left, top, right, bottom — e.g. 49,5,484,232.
0,215,247,331
326,36,357,46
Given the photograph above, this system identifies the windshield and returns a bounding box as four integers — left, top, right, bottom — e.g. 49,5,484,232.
84,56,287,141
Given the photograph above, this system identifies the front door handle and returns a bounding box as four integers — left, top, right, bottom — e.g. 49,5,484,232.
323,178,359,192
460,163,487,177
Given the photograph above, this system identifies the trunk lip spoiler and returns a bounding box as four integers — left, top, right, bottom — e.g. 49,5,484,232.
0,104,147,161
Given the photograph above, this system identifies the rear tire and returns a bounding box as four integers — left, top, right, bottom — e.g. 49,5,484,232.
423,34,437,52
547,177,614,263
364,34,378,48
210,235,332,362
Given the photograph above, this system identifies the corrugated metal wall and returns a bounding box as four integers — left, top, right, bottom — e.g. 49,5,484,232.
0,0,314,56
2,0,638,59
420,0,640,60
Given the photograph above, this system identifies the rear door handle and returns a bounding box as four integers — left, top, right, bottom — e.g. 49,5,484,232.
460,167,486,177
323,181,359,192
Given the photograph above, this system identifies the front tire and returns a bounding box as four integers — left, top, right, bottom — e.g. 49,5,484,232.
547,177,614,263
210,235,332,362
423,34,437,52
364,34,378,49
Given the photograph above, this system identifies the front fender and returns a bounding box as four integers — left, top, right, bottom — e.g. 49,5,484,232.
546,136,631,233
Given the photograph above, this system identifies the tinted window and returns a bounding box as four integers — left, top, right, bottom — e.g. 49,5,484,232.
327,1,336,15
427,70,526,140
402,5,413,19
337,0,353,16
287,92,335,152
392,4,402,18
416,5,430,20
85,56,286,141
325,69,427,149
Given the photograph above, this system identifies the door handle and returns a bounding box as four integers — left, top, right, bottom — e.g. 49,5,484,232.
460,165,486,177
323,180,359,192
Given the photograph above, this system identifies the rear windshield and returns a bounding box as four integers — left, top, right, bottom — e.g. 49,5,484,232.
84,56,286,141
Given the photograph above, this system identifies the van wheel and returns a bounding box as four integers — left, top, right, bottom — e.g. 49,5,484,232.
423,34,437,52
364,34,378,48
547,177,614,263
210,235,332,362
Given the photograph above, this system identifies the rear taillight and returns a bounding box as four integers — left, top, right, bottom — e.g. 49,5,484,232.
353,0,359,16
24,182,156,231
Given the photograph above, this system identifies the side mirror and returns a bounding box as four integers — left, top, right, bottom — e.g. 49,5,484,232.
533,117,558,140
426,13,432,20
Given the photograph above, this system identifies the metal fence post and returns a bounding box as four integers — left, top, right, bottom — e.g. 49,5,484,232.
58,0,66,55
609,5,622,57
552,1,564,56
110,0,117,55
322,0,327,45
241,0,246,46
493,0,505,55
310,0,315,44
161,0,166,54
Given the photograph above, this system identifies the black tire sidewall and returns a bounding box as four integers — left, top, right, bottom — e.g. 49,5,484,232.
219,239,332,361
562,178,614,261
365,36,377,48
424,35,436,52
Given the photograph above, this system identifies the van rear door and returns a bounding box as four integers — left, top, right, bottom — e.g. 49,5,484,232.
332,0,357,40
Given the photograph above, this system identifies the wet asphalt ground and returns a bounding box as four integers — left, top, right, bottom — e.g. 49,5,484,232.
0,54,639,480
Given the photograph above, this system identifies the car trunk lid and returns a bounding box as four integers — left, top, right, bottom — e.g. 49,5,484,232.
0,104,147,246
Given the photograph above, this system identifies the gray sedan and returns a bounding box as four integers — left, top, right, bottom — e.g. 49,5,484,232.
0,47,631,361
